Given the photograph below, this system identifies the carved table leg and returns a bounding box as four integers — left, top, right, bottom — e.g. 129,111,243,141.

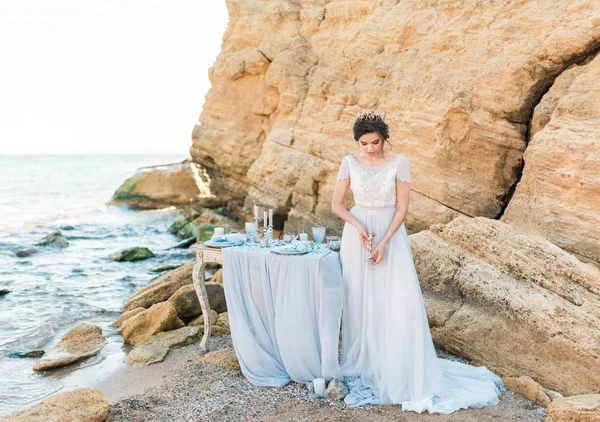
192,257,212,352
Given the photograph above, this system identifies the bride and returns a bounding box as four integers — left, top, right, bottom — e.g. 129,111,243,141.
330,109,504,414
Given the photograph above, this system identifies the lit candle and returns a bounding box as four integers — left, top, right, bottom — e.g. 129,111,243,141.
269,208,273,226
299,232,308,241
264,211,267,228
313,378,326,397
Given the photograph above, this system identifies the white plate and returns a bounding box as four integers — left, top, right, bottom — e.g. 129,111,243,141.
204,240,244,248
271,246,310,255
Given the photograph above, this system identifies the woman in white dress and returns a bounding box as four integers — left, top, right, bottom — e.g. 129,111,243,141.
330,109,504,414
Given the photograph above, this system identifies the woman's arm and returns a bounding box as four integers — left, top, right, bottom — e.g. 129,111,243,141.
369,181,410,264
331,178,370,251
378,180,410,245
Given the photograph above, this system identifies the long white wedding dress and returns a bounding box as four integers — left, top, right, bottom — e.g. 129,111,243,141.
336,153,504,414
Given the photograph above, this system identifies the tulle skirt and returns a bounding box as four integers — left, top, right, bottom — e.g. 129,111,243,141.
339,204,504,414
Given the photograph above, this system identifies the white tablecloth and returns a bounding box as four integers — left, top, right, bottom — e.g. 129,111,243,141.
222,244,343,386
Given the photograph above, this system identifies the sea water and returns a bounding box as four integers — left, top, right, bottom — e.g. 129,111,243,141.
0,154,195,416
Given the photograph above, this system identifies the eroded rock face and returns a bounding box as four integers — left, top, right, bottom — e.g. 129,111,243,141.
107,159,213,210
190,0,600,243
411,216,600,396
502,53,600,266
0,388,109,422
33,323,105,371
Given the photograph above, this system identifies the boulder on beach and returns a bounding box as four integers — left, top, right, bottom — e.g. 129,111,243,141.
188,311,230,336
503,375,563,407
33,323,105,371
411,216,600,396
546,394,600,422
121,301,184,345
0,289,10,296
127,326,199,367
168,283,227,319
109,246,155,262
0,387,109,422
107,160,213,210
110,307,146,328
35,231,68,248
176,208,242,241
122,261,195,312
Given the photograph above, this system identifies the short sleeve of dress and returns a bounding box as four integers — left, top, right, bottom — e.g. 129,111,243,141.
396,155,411,183
336,156,350,181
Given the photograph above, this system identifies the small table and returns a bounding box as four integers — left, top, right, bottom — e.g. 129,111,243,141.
190,243,222,352
221,244,344,385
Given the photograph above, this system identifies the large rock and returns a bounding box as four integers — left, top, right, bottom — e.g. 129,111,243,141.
121,301,185,345
503,375,562,407
189,0,600,239
122,261,195,312
168,283,227,319
187,310,230,336
502,53,600,265
107,159,213,210
0,388,109,422
127,326,199,367
546,394,600,422
110,307,145,328
33,323,105,371
411,216,600,396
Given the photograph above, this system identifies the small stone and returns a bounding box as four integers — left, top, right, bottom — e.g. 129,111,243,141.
324,378,349,401
0,288,11,296
200,347,240,371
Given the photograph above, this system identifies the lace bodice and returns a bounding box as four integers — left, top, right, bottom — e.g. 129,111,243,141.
336,154,410,207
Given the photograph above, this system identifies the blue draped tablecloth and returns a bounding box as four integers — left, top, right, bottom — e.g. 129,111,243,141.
221,244,343,386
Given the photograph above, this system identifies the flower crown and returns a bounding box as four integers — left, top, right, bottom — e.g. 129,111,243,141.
354,109,387,123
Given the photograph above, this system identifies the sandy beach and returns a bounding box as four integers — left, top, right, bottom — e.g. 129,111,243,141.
97,335,546,422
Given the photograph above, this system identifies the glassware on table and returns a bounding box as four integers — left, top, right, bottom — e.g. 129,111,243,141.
311,226,326,251
326,236,341,251
245,221,258,244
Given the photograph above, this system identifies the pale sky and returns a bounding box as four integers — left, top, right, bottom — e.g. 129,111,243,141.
0,1,229,155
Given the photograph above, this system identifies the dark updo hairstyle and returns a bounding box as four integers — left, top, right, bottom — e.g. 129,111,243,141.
353,109,391,145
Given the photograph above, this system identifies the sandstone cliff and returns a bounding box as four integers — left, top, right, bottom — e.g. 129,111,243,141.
190,0,600,265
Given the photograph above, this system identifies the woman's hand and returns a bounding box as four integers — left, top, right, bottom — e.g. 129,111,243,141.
355,224,372,252
369,241,387,265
